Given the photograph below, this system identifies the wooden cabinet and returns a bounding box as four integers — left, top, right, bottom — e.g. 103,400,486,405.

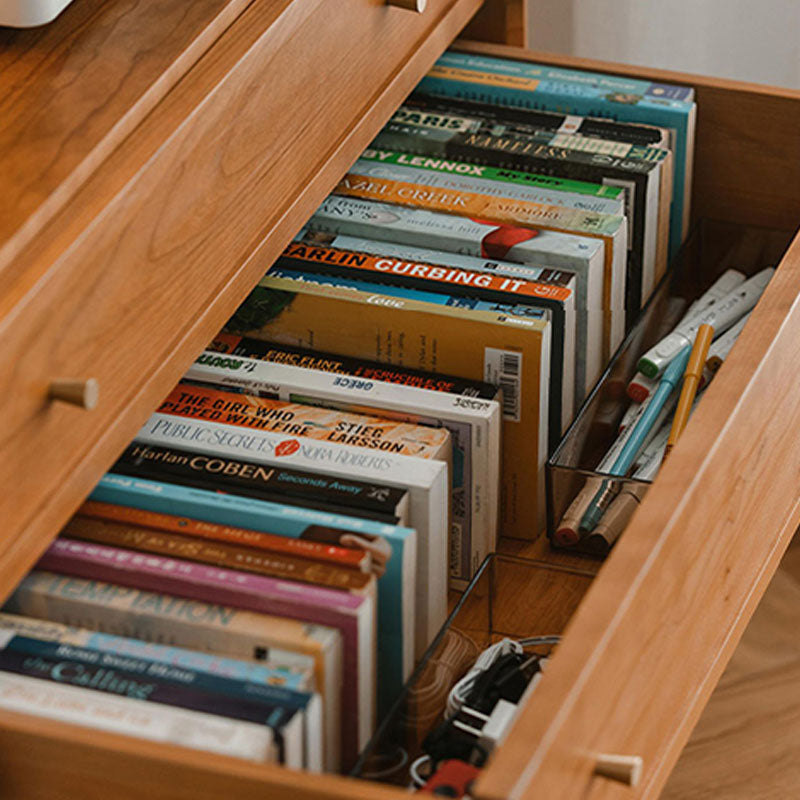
2,2,800,798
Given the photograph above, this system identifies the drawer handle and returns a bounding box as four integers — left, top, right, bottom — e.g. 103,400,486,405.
595,754,643,787
49,378,99,410
386,0,427,11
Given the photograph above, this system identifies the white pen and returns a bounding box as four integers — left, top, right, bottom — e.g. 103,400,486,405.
627,269,746,401
705,312,751,373
638,268,773,379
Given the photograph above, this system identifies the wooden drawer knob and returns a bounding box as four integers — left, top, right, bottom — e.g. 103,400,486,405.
49,378,99,410
386,0,426,11
595,754,643,786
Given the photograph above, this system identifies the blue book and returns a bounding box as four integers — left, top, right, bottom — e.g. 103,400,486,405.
91,473,417,717
418,50,696,260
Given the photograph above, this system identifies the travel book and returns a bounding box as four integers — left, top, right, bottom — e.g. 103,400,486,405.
0,631,316,769
366,109,668,315
270,241,574,441
304,193,614,367
89,473,417,716
113,441,409,525
332,170,626,359
36,538,374,769
0,671,276,763
223,269,552,540
77,499,373,574
187,345,501,587
5,570,343,769
417,49,696,259
358,146,626,216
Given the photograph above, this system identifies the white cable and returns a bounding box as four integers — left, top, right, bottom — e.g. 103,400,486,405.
409,754,432,789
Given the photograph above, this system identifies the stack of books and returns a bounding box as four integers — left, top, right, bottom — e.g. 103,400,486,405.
0,50,696,775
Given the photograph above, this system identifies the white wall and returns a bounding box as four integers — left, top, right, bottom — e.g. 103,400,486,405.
528,0,800,89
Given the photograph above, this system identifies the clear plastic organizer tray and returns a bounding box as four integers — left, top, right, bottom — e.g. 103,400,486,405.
351,554,595,786
546,219,795,557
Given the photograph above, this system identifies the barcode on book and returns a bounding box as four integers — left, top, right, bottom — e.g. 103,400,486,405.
484,348,522,422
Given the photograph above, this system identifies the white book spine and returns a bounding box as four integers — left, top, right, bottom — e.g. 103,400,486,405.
0,672,274,762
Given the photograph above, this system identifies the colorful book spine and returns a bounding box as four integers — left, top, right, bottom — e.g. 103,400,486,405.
417,49,696,258
36,537,373,768
78,499,371,571
114,440,409,526
158,381,451,461
0,671,275,762
210,332,500,399
0,636,308,768
187,345,502,587
64,516,375,594
87,473,417,714
0,612,311,689
4,570,342,770
333,170,626,360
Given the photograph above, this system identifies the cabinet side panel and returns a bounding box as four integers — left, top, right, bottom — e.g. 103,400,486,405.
462,0,527,46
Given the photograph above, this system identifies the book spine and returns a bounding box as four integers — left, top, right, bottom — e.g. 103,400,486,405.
0,611,311,689
79,499,369,571
113,440,403,528
37,537,362,757
209,333,498,399
158,382,450,459
64,516,372,592
0,672,274,762
0,645,298,760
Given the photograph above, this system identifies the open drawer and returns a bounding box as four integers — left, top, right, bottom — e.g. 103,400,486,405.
1,24,800,800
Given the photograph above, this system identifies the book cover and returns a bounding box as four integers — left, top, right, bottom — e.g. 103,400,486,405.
210,332,500,400
224,268,552,541
0,611,313,690
0,671,276,762
187,345,502,586
5,570,342,770
359,146,626,215
78,498,372,572
64,515,376,595
296,229,597,407
418,49,696,258
276,239,576,437
0,637,309,768
36,537,373,769
405,91,671,148
113,440,409,527
305,193,614,363
332,171,626,359
89,473,418,717
156,382,452,462
366,110,666,315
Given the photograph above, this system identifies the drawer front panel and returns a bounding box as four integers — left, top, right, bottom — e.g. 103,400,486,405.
0,0,482,598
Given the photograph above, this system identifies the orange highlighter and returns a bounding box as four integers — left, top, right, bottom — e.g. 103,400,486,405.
664,323,714,460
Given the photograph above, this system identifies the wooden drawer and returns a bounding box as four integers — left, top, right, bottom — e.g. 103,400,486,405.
0,0,483,598
2,14,800,800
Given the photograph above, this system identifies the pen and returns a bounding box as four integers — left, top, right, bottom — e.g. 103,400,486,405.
579,345,692,534
664,324,714,460
626,269,745,402
637,268,773,379
705,312,751,374
585,483,647,555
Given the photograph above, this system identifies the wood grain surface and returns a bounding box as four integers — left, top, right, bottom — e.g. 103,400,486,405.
0,0,482,609
0,0,256,272
663,550,800,799
476,225,800,800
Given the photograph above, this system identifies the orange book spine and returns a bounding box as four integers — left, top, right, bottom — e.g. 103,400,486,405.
78,501,370,571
